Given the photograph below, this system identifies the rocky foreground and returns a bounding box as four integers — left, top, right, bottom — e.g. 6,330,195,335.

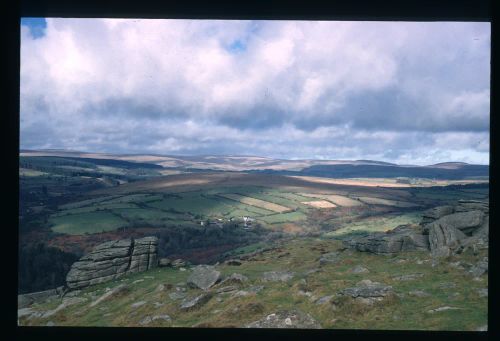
344,200,488,257
18,201,488,330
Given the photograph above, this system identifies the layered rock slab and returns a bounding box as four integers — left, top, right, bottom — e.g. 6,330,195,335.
66,237,158,289
343,224,429,254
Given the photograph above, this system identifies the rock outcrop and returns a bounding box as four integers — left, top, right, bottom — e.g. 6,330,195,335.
427,210,484,234
139,314,172,325
318,252,341,265
344,200,488,257
89,284,129,307
66,236,158,290
158,258,172,267
343,224,429,254
425,201,488,257
420,205,455,224
171,259,187,268
245,309,322,329
351,265,370,274
18,286,66,309
218,273,248,286
41,297,87,318
340,279,393,298
469,257,488,278
261,270,295,282
180,293,213,311
454,200,489,214
428,222,467,257
187,265,221,290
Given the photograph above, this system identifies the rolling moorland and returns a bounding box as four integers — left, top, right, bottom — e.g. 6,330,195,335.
18,150,489,330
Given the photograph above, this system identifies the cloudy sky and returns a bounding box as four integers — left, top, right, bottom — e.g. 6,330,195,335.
20,19,490,165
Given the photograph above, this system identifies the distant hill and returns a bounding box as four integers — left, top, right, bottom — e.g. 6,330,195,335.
20,149,488,180
430,162,471,169
253,163,488,181
354,160,398,166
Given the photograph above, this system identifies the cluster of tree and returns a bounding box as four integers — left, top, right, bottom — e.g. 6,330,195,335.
18,243,79,294
155,223,269,258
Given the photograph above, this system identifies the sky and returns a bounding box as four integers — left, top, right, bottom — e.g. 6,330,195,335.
20,18,490,165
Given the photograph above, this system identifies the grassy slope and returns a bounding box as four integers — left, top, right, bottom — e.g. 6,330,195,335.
20,237,487,330
324,212,423,238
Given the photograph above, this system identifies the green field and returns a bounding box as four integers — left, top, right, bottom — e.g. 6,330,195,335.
51,206,116,217
259,211,308,224
270,192,318,202
58,195,121,210
46,185,319,234
113,208,187,222
148,196,231,216
46,188,288,233
49,211,128,235
356,196,420,208
244,192,311,210
105,194,164,204
44,181,489,236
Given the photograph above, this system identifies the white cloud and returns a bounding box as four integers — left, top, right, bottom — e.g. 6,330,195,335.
20,19,490,164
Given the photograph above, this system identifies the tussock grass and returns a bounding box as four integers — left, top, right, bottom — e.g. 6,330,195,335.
21,237,487,330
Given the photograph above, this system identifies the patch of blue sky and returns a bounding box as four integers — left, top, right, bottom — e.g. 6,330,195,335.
225,21,262,54
227,39,247,53
21,17,47,39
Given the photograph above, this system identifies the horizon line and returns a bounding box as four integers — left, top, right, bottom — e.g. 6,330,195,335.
19,148,490,167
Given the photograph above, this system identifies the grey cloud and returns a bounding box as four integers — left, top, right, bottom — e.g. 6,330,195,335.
20,19,490,165
81,97,187,121
333,87,489,133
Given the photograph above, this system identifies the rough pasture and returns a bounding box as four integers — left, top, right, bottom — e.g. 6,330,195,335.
218,193,292,213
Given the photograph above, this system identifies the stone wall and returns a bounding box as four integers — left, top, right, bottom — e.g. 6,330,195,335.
66,236,158,290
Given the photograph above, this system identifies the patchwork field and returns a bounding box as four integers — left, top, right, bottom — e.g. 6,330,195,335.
46,187,313,235
299,193,364,207
39,171,489,238
218,193,292,213
258,211,307,224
